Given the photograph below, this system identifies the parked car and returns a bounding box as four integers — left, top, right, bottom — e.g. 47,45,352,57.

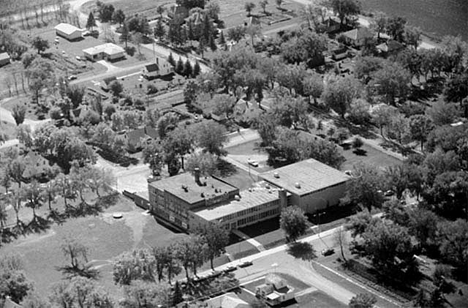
248,159,259,167
384,190,395,197
223,265,237,273
238,260,253,268
321,248,335,256
68,75,77,81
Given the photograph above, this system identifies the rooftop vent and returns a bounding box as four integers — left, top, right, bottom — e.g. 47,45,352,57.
274,172,279,178
295,182,301,189
181,185,188,192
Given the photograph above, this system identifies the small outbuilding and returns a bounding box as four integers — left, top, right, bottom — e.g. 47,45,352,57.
0,52,11,66
54,23,84,41
83,43,125,62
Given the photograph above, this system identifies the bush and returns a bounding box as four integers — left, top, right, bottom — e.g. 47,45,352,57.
147,84,158,95
124,46,136,56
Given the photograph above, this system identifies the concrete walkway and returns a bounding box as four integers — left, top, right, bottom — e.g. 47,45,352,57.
231,229,266,252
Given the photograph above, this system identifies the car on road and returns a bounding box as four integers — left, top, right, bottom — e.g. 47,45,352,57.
321,248,335,256
68,75,77,81
223,265,236,273
248,159,259,167
238,261,253,268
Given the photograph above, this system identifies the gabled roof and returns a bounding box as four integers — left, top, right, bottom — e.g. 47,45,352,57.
55,23,82,35
146,63,159,72
0,52,11,61
4,297,22,308
377,40,404,53
343,27,373,41
205,292,249,308
83,43,125,56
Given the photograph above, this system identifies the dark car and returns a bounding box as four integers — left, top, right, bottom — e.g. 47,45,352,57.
322,248,335,256
238,261,253,268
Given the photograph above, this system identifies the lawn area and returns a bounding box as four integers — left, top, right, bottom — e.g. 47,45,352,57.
0,121,17,140
1,193,189,297
296,290,347,308
340,143,402,172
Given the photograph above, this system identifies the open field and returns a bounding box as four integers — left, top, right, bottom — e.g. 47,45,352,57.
1,194,188,297
340,143,402,172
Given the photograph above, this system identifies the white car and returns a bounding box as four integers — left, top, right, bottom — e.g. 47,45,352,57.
248,159,259,167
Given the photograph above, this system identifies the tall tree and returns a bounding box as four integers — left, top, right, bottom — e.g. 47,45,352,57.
348,293,377,308
327,0,361,26
120,22,130,48
195,222,230,270
280,206,308,242
244,2,256,17
113,249,156,285
86,12,96,31
409,114,434,151
112,9,125,26
12,104,26,125
321,75,361,118
192,121,228,156
31,36,49,54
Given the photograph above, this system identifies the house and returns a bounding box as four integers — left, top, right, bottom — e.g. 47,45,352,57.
342,27,374,47
116,126,159,152
331,47,348,61
233,99,263,127
83,43,125,62
204,292,249,308
255,274,295,306
321,16,341,33
0,52,11,66
55,23,84,41
376,40,404,57
168,4,189,24
142,57,174,79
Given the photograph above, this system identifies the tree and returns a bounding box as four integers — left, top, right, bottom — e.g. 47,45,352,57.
120,22,130,48
276,0,283,8
184,59,193,77
59,236,97,279
153,18,165,41
98,3,115,23
344,163,385,210
175,57,184,74
328,0,361,26
121,280,171,308
280,206,308,242
108,80,123,97
22,180,45,220
156,5,165,19
373,13,387,39
142,140,164,176
370,61,411,105
165,127,194,170
174,236,206,280
386,16,407,42
86,12,97,31
348,293,377,308
425,100,459,127
370,104,397,137
244,2,256,16
21,292,51,308
193,60,201,76
195,222,229,270
409,114,433,151
112,9,125,26
405,26,422,50
27,58,55,105
437,219,468,274
192,121,228,156
113,249,156,285
172,281,183,306
167,52,176,67
334,226,348,262
0,254,34,303
12,104,26,125
31,36,49,54
321,75,361,118
259,0,268,14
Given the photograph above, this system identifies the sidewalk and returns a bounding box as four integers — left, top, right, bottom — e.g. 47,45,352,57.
231,229,266,252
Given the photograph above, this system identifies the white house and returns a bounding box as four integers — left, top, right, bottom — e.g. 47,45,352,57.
83,43,125,62
0,52,11,66
142,57,174,79
256,274,295,306
54,23,84,41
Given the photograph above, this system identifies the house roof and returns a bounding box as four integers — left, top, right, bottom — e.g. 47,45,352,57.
126,128,147,146
0,52,10,61
149,173,238,206
144,127,158,139
55,23,82,35
146,63,159,72
260,159,349,196
195,186,279,221
343,27,373,41
83,43,125,56
205,292,249,308
376,40,404,53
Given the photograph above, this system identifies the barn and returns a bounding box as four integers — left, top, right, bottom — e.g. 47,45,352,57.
54,23,84,41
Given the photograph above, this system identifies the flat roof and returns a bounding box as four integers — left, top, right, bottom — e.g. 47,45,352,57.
195,187,279,221
260,159,349,196
55,23,82,35
149,173,237,205
0,52,10,61
83,43,125,55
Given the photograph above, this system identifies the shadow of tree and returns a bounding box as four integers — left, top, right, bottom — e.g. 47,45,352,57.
217,159,238,177
23,215,53,235
96,193,120,210
353,148,367,156
0,228,18,245
56,264,100,280
66,202,102,218
48,210,68,225
286,242,317,261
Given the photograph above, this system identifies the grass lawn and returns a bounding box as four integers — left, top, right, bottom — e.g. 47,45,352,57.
340,143,402,172
296,290,347,308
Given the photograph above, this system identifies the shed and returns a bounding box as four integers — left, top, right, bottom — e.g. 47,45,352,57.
0,52,11,66
83,43,125,62
55,23,84,41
